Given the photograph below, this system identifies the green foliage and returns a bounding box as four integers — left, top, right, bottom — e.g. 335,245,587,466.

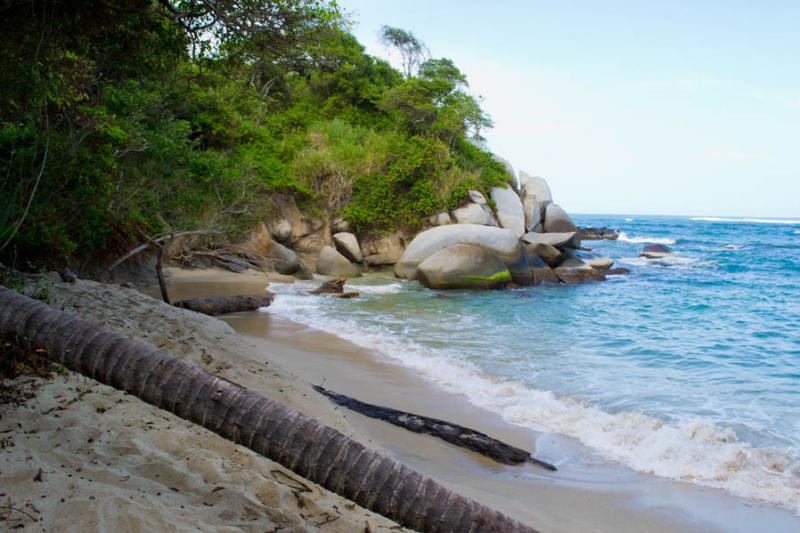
0,4,511,269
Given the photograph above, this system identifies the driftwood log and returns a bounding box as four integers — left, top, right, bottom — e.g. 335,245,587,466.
0,287,537,532
308,278,360,299
314,386,556,471
173,294,275,316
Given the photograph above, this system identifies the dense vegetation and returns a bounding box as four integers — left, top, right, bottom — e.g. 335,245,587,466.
0,0,511,269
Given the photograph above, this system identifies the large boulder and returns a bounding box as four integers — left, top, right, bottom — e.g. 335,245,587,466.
640,244,674,259
521,231,581,249
332,232,363,263
490,185,525,237
270,242,302,275
523,194,543,232
543,204,577,233
452,202,497,226
395,224,527,284
519,172,553,205
316,246,360,277
361,232,405,265
272,219,292,242
429,212,452,226
417,244,511,290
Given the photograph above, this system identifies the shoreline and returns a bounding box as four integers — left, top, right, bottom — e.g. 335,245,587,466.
4,267,798,531
224,309,800,533
163,266,800,532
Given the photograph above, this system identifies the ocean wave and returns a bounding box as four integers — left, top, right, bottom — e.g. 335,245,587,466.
692,217,800,225
625,217,635,222
262,290,800,513
617,232,676,245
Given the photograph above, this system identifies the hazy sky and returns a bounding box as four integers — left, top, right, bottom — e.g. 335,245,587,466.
339,0,800,217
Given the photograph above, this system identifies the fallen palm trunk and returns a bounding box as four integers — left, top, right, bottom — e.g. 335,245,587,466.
173,294,275,316
314,386,556,471
0,287,536,533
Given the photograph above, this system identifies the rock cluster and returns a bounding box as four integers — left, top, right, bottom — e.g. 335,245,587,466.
254,163,618,289
394,168,617,289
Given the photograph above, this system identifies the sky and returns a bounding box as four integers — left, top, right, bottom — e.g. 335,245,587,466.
338,0,800,217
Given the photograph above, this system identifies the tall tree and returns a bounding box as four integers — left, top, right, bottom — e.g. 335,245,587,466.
379,25,429,79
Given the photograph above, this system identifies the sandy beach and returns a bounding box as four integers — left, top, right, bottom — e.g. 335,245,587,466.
3,267,800,532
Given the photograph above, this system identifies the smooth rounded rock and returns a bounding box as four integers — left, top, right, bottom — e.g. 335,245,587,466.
317,246,360,277
519,172,553,205
395,224,525,282
452,203,493,225
272,219,292,242
269,242,302,275
332,232,363,263
490,185,525,237
521,231,581,249
543,204,577,233
417,244,511,290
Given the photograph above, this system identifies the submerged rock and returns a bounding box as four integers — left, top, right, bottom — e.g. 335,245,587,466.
490,185,525,237
554,252,605,283
573,250,614,269
395,224,525,283
417,244,511,290
543,204,577,233
640,244,674,259
332,232,363,263
316,246,360,277
525,248,560,284
578,227,619,240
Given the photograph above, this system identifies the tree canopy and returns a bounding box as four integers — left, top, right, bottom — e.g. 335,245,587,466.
0,2,510,269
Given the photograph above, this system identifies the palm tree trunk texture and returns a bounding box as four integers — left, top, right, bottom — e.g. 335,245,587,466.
0,287,536,533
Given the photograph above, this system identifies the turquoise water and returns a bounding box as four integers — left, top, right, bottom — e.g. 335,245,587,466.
264,215,800,511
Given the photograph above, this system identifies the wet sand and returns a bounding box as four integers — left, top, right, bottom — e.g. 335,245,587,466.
214,284,800,533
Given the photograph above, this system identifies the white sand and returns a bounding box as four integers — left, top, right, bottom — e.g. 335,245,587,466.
0,273,402,531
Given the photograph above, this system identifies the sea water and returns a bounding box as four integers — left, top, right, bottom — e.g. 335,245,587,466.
262,215,800,512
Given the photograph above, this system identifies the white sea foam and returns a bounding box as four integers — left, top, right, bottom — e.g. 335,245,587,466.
625,217,635,222
617,255,704,269
262,286,800,514
691,217,800,225
617,232,676,245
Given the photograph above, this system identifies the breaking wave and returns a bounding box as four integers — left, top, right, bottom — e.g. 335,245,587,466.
617,232,676,245
261,283,800,514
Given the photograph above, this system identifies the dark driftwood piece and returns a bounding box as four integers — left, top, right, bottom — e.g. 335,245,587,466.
308,278,360,299
314,386,557,471
173,294,275,316
0,288,536,533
